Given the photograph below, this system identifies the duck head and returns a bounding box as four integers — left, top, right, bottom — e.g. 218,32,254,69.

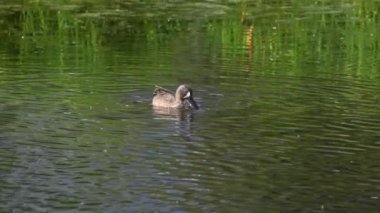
176,84,199,110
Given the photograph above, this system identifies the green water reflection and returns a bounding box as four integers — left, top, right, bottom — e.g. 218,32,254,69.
0,0,379,212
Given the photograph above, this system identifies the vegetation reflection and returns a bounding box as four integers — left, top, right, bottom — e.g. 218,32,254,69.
0,0,377,78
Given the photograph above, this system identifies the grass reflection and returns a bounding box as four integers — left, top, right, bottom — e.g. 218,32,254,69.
0,0,378,78
16,2,101,71
203,0,379,78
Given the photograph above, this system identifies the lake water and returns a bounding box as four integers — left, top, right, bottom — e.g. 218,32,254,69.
1,1,379,212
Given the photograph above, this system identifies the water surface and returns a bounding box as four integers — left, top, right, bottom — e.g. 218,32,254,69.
0,0,379,212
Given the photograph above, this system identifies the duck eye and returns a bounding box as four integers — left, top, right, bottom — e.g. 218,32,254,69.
183,91,191,99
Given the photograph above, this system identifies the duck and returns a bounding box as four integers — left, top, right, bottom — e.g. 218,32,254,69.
152,84,199,109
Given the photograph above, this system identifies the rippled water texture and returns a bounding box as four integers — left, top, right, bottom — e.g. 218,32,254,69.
0,0,379,212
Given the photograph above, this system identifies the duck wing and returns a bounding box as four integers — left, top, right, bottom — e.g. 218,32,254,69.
152,85,176,106
153,85,174,96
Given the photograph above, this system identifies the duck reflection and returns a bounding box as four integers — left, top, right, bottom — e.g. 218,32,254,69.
152,106,196,140
152,106,194,121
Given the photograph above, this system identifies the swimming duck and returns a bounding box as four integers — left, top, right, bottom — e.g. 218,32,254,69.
152,84,199,109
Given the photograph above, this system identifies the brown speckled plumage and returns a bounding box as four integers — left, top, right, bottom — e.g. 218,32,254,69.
152,85,199,109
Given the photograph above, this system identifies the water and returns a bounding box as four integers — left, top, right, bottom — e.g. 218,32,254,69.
1,1,380,212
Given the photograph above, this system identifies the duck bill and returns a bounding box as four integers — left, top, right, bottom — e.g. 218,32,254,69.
187,97,199,110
